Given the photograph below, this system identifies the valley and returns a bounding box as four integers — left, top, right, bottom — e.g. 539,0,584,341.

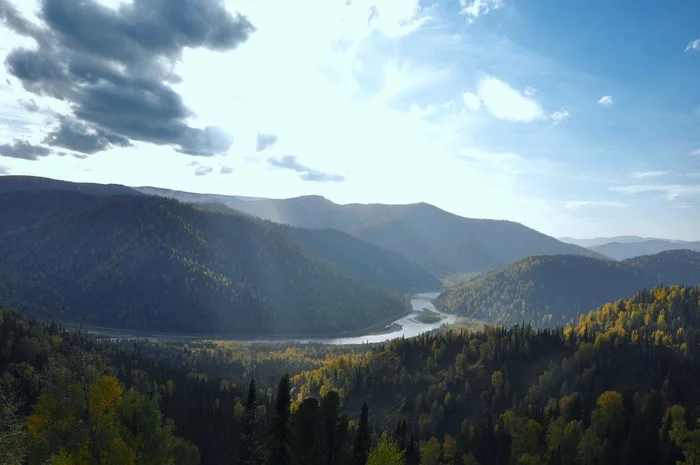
1,176,699,465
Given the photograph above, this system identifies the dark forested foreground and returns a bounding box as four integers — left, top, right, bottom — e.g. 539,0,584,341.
2,285,700,464
436,250,700,327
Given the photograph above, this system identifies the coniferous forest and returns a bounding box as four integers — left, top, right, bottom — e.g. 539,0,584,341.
2,285,700,464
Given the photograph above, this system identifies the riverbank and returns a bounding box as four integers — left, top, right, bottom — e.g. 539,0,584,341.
58,292,415,342
58,291,449,345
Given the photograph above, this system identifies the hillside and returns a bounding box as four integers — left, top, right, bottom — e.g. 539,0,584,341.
590,239,700,260
137,186,604,276
192,201,439,291
0,195,407,336
0,175,141,196
290,285,700,465
4,286,700,465
435,250,700,327
269,223,440,292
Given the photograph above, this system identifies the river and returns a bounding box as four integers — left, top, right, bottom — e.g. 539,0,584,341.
89,292,455,345
306,291,456,345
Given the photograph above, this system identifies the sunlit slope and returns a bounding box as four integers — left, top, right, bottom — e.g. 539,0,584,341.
138,187,605,276
435,250,700,327
0,195,405,335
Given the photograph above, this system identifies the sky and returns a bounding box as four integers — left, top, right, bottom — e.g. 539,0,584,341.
0,0,699,240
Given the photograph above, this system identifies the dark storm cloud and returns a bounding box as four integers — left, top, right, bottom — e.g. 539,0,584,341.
0,139,51,160
267,155,346,183
43,116,131,154
256,133,278,152
1,0,255,155
220,166,233,174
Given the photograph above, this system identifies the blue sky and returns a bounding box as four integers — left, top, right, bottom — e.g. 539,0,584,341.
0,0,699,240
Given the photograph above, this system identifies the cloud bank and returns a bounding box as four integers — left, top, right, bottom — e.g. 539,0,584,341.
0,0,255,155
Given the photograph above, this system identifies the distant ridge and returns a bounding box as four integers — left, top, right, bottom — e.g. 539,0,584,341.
0,175,142,197
135,186,606,276
435,249,700,328
590,239,700,260
0,176,607,276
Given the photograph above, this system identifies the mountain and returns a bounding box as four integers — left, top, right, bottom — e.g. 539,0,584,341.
137,186,605,276
0,175,141,196
193,200,440,292
0,194,409,336
557,235,656,247
590,239,700,260
435,250,700,327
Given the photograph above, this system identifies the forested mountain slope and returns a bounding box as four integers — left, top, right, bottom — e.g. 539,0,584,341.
192,201,440,292
138,186,604,276
3,286,700,465
0,175,141,196
0,195,406,335
289,285,700,465
435,250,700,327
269,223,440,292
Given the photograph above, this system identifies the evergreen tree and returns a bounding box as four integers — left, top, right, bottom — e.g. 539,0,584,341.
238,379,261,465
320,391,342,465
352,403,371,465
266,374,292,465
404,434,419,465
290,398,323,465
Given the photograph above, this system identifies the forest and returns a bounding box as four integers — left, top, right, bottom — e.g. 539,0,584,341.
2,285,700,464
436,250,700,327
0,191,420,336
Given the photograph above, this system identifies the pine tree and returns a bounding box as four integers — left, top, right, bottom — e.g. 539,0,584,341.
404,434,419,465
320,390,342,465
352,403,371,465
266,374,292,465
238,379,261,465
290,398,323,465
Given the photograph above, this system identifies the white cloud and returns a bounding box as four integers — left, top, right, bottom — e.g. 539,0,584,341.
564,200,627,209
630,170,670,178
476,75,544,122
524,86,537,97
461,92,481,111
610,184,700,201
685,39,700,52
459,0,503,22
597,95,613,106
691,148,700,156
549,109,569,125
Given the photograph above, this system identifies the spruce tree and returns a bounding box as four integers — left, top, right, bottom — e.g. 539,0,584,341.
266,374,292,465
352,403,371,465
238,379,261,465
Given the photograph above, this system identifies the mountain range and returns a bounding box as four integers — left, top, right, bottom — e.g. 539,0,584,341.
588,239,700,260
134,185,604,276
0,191,420,335
3,175,697,337
435,249,700,327
560,235,700,261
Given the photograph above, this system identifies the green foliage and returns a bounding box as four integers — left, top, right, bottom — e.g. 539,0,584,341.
367,431,404,465
0,193,407,336
436,251,700,327
3,284,700,465
0,390,28,465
